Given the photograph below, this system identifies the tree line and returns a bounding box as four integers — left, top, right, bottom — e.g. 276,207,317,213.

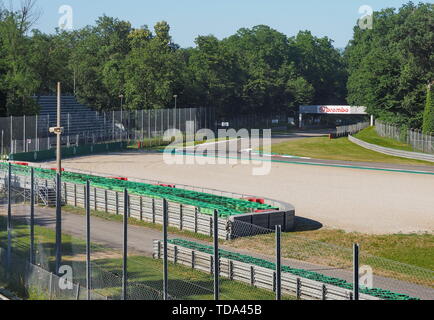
0,1,432,129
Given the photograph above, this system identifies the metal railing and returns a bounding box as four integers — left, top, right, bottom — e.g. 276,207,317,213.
376,121,434,155
335,122,370,138
0,107,214,156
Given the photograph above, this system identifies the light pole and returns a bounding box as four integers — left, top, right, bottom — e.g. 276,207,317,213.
119,94,124,123
173,94,178,129
49,82,64,274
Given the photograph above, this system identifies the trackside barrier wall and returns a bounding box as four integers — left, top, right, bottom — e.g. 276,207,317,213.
8,142,127,162
334,122,370,138
152,240,381,301
153,240,423,301
61,182,293,239
1,165,295,239
349,135,434,163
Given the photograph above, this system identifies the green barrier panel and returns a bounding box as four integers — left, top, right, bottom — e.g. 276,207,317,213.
1,163,278,216
167,239,419,301
8,142,126,162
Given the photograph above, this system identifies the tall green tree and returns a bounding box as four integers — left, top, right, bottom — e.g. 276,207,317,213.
345,2,434,127
70,15,132,110
223,25,316,115
292,31,347,105
186,35,242,116
124,22,185,110
0,2,39,115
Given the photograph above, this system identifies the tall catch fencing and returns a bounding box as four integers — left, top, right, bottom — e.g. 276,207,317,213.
0,164,433,300
0,107,214,157
221,113,294,131
335,122,370,138
375,120,434,154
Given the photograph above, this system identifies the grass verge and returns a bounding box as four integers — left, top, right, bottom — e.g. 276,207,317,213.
61,205,213,243
62,205,433,287
268,136,434,166
354,127,415,152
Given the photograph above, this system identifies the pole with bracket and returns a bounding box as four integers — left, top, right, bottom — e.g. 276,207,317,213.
213,209,220,300
275,225,282,300
51,82,64,274
86,181,91,300
30,168,35,265
163,198,169,300
122,188,128,300
353,243,360,300
7,162,12,271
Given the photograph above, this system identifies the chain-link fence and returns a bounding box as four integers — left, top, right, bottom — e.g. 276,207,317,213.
0,107,214,157
0,164,433,300
222,113,294,131
376,120,434,154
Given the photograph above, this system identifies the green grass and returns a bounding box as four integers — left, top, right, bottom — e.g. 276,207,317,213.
229,228,434,269
61,205,213,243
0,215,292,300
354,127,414,152
94,255,293,300
268,136,434,166
291,229,434,270
228,229,434,287
61,205,433,287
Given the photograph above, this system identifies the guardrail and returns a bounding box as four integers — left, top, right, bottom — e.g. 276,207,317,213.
153,240,380,301
335,122,370,138
348,135,434,163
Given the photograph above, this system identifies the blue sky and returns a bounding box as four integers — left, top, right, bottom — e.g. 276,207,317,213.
29,0,418,48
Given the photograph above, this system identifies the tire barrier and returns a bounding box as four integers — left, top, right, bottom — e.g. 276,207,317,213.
153,239,418,301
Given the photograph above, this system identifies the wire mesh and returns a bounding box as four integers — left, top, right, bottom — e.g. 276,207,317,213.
0,164,432,300
0,107,214,156
376,120,434,154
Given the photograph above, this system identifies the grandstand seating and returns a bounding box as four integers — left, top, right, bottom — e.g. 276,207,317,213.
33,96,121,144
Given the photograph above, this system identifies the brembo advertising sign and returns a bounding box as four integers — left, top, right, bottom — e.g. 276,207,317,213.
299,105,367,115
318,106,350,113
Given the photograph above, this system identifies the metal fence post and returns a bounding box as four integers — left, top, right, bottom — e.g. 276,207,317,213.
30,168,35,265
122,188,128,300
163,198,169,300
213,209,220,300
141,109,144,141
23,114,26,152
112,110,115,141
275,225,282,301
36,115,40,151
55,172,62,274
353,243,359,300
10,116,12,154
86,181,91,300
7,162,12,271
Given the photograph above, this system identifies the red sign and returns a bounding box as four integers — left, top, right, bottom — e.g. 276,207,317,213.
319,106,350,114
